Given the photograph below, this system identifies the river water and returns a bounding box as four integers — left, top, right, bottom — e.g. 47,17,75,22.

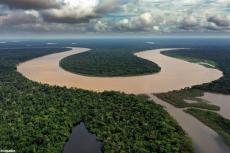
201,93,230,120
62,122,102,153
17,48,222,94
148,94,230,153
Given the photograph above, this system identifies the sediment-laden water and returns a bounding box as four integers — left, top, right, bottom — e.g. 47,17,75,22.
17,47,222,94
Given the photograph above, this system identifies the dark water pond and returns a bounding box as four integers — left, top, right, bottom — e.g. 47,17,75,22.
62,122,102,153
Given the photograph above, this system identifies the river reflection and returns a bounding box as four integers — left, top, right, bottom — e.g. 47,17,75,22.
62,122,102,153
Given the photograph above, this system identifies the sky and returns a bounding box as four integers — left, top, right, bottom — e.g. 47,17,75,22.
0,0,230,37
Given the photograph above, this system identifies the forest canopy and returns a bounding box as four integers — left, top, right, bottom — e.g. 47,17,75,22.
60,47,160,77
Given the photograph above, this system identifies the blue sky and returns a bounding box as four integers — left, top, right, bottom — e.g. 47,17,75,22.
0,0,230,37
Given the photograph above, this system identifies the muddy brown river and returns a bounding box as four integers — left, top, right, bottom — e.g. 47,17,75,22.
17,47,229,153
17,47,222,94
201,93,230,120
148,94,230,153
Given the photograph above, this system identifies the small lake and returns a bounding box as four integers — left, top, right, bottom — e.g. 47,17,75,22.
62,122,102,153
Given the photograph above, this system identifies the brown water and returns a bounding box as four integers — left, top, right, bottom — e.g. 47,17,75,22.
148,94,230,153
201,93,230,120
17,47,223,94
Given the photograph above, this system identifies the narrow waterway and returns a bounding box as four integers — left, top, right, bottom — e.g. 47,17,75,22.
17,47,222,94
62,122,102,153
148,94,230,153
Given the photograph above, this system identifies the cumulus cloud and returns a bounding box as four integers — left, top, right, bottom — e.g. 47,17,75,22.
42,0,99,23
41,0,121,23
140,12,153,25
114,12,160,31
0,0,119,24
96,0,120,14
178,0,202,5
0,0,61,9
94,20,108,32
179,16,199,30
0,10,39,25
208,15,230,27
0,0,230,34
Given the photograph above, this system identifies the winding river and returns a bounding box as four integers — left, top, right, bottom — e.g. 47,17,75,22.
17,47,222,94
17,47,229,153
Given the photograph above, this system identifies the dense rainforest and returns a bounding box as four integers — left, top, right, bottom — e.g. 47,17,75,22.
60,46,160,77
60,48,160,77
0,45,193,153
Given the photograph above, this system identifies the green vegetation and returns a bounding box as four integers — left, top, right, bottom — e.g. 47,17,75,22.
156,88,220,111
60,48,160,77
186,108,230,146
0,47,193,153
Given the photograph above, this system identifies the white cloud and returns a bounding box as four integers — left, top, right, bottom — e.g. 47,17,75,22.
94,20,108,32
208,15,230,27
1,0,230,34
41,0,99,23
153,26,160,31
140,12,153,25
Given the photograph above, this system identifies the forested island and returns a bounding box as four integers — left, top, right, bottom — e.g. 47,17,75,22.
60,48,160,77
0,47,193,153
58,39,162,77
